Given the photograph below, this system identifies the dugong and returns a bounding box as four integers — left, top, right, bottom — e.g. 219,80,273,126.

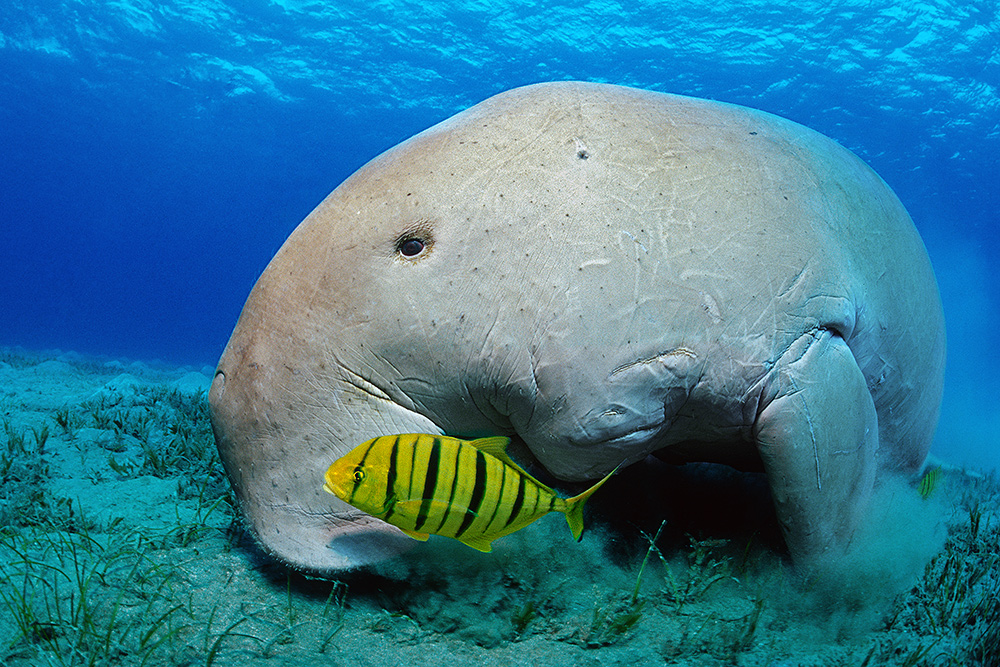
209,81,945,573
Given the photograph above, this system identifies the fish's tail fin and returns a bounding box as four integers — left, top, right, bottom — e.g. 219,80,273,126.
562,464,621,541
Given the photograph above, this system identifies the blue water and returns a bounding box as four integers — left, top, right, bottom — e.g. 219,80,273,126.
1,1,997,467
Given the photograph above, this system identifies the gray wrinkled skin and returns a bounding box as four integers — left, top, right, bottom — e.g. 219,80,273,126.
209,82,945,573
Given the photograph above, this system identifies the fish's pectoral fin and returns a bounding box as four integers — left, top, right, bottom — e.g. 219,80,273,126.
379,492,397,517
458,534,494,553
397,527,430,541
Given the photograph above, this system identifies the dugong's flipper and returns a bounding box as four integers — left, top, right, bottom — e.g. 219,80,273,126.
751,330,878,566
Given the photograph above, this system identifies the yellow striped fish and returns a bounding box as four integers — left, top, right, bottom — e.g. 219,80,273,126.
918,466,942,500
323,433,616,552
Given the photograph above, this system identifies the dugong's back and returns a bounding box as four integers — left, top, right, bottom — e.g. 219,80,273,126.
390,82,945,474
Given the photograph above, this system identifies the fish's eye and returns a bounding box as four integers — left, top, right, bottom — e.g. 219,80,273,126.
353,470,365,483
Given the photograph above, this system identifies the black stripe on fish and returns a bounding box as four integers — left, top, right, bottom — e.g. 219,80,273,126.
349,437,382,504
414,439,441,531
385,436,400,496
482,463,506,532
430,440,461,535
407,435,419,498
457,449,488,537
506,475,526,528
382,436,402,520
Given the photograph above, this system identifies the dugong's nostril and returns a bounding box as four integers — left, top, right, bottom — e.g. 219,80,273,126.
210,369,226,399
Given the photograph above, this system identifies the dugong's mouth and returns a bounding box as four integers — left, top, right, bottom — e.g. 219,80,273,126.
210,356,413,570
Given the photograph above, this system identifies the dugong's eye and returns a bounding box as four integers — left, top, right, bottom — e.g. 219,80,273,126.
398,238,425,257
393,223,434,260
353,470,365,483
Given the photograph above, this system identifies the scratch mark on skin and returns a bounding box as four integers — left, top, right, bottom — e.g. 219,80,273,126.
610,347,698,377
269,501,374,523
579,258,611,270
621,230,649,253
621,230,650,310
700,291,723,323
701,228,742,264
788,375,822,491
833,426,871,456
335,363,394,403
678,268,730,282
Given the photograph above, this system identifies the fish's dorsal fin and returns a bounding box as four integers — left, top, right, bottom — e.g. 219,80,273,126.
468,436,550,489
467,436,511,457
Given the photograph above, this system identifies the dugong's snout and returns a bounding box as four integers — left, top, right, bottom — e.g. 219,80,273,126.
209,330,276,492
209,322,421,571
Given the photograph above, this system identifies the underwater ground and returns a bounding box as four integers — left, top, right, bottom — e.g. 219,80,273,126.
1,347,997,667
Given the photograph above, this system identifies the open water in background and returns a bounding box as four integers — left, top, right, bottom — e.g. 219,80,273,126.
1,0,997,468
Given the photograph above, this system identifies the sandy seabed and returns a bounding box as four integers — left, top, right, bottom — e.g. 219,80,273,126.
0,347,997,667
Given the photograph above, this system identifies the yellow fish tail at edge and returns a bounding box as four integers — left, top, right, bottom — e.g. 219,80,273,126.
561,464,621,541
